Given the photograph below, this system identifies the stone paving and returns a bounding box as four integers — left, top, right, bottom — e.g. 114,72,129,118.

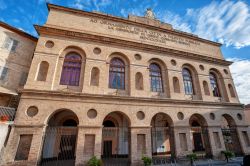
153,157,243,166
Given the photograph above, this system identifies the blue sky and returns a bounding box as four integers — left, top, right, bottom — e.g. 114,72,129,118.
0,0,250,104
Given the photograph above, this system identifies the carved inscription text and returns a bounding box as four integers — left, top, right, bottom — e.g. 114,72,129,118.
90,18,200,46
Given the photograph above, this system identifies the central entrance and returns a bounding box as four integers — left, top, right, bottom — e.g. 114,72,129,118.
102,111,130,166
189,114,212,158
151,113,175,165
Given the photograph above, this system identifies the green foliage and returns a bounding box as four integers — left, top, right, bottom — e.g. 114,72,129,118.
221,150,235,163
141,156,152,166
187,153,197,166
87,156,101,166
186,153,197,161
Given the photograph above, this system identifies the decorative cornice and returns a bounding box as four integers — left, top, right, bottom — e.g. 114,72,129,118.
35,25,232,66
21,89,244,108
46,3,221,47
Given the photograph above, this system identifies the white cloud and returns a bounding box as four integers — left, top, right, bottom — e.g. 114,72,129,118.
71,0,111,11
145,0,250,49
0,0,7,10
156,11,192,33
191,0,250,49
228,58,250,104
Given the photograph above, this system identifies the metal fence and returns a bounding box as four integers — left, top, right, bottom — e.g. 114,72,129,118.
40,127,78,166
102,127,130,166
0,106,16,122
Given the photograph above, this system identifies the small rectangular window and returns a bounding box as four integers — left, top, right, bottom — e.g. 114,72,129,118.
19,72,28,86
0,67,8,81
2,37,18,52
11,39,19,52
15,135,33,160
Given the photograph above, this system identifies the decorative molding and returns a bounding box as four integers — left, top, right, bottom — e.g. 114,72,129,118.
20,89,244,108
47,3,221,46
35,25,232,66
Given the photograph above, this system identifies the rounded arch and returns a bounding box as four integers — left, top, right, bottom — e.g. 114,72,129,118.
107,52,130,65
209,68,229,100
148,58,167,71
90,67,100,86
135,72,143,90
182,63,201,97
46,109,79,126
59,45,86,59
151,112,174,127
148,58,170,96
203,80,210,96
228,84,236,97
102,111,131,127
189,113,208,127
173,76,180,93
221,114,236,128
36,61,49,81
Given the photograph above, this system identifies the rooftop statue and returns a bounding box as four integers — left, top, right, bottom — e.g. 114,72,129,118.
145,8,156,19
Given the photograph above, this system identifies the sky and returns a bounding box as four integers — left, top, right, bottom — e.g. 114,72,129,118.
0,0,250,104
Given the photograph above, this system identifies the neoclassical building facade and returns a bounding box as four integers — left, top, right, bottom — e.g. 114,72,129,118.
2,4,250,166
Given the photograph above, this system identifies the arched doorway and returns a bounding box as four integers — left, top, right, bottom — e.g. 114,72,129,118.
221,114,242,156
40,110,79,166
151,113,175,164
102,112,130,165
189,114,212,157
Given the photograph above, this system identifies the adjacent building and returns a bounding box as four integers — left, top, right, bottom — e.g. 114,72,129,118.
0,21,37,163
2,4,250,166
244,104,250,125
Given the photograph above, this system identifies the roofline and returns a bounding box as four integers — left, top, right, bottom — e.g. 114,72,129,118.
46,3,222,47
0,21,38,42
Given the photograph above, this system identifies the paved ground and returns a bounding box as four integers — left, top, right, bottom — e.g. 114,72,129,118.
153,157,243,166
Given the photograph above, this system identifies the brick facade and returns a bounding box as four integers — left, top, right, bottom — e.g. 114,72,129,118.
1,4,250,166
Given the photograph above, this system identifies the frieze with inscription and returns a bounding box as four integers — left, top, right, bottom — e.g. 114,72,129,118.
90,18,200,46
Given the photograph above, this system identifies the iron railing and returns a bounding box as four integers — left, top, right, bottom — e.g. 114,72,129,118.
40,127,78,166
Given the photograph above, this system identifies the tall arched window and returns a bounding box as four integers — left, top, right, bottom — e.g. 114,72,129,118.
182,68,194,95
60,53,82,86
149,63,163,92
109,58,125,89
209,73,220,97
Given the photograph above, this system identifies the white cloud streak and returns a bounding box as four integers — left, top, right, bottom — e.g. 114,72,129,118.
228,58,250,104
165,0,250,49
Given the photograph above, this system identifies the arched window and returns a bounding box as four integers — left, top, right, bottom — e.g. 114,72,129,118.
182,68,194,95
228,84,236,97
173,77,180,93
149,63,163,92
203,81,210,96
60,53,82,86
109,58,125,89
135,72,143,90
37,61,49,81
209,73,220,97
90,67,100,86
